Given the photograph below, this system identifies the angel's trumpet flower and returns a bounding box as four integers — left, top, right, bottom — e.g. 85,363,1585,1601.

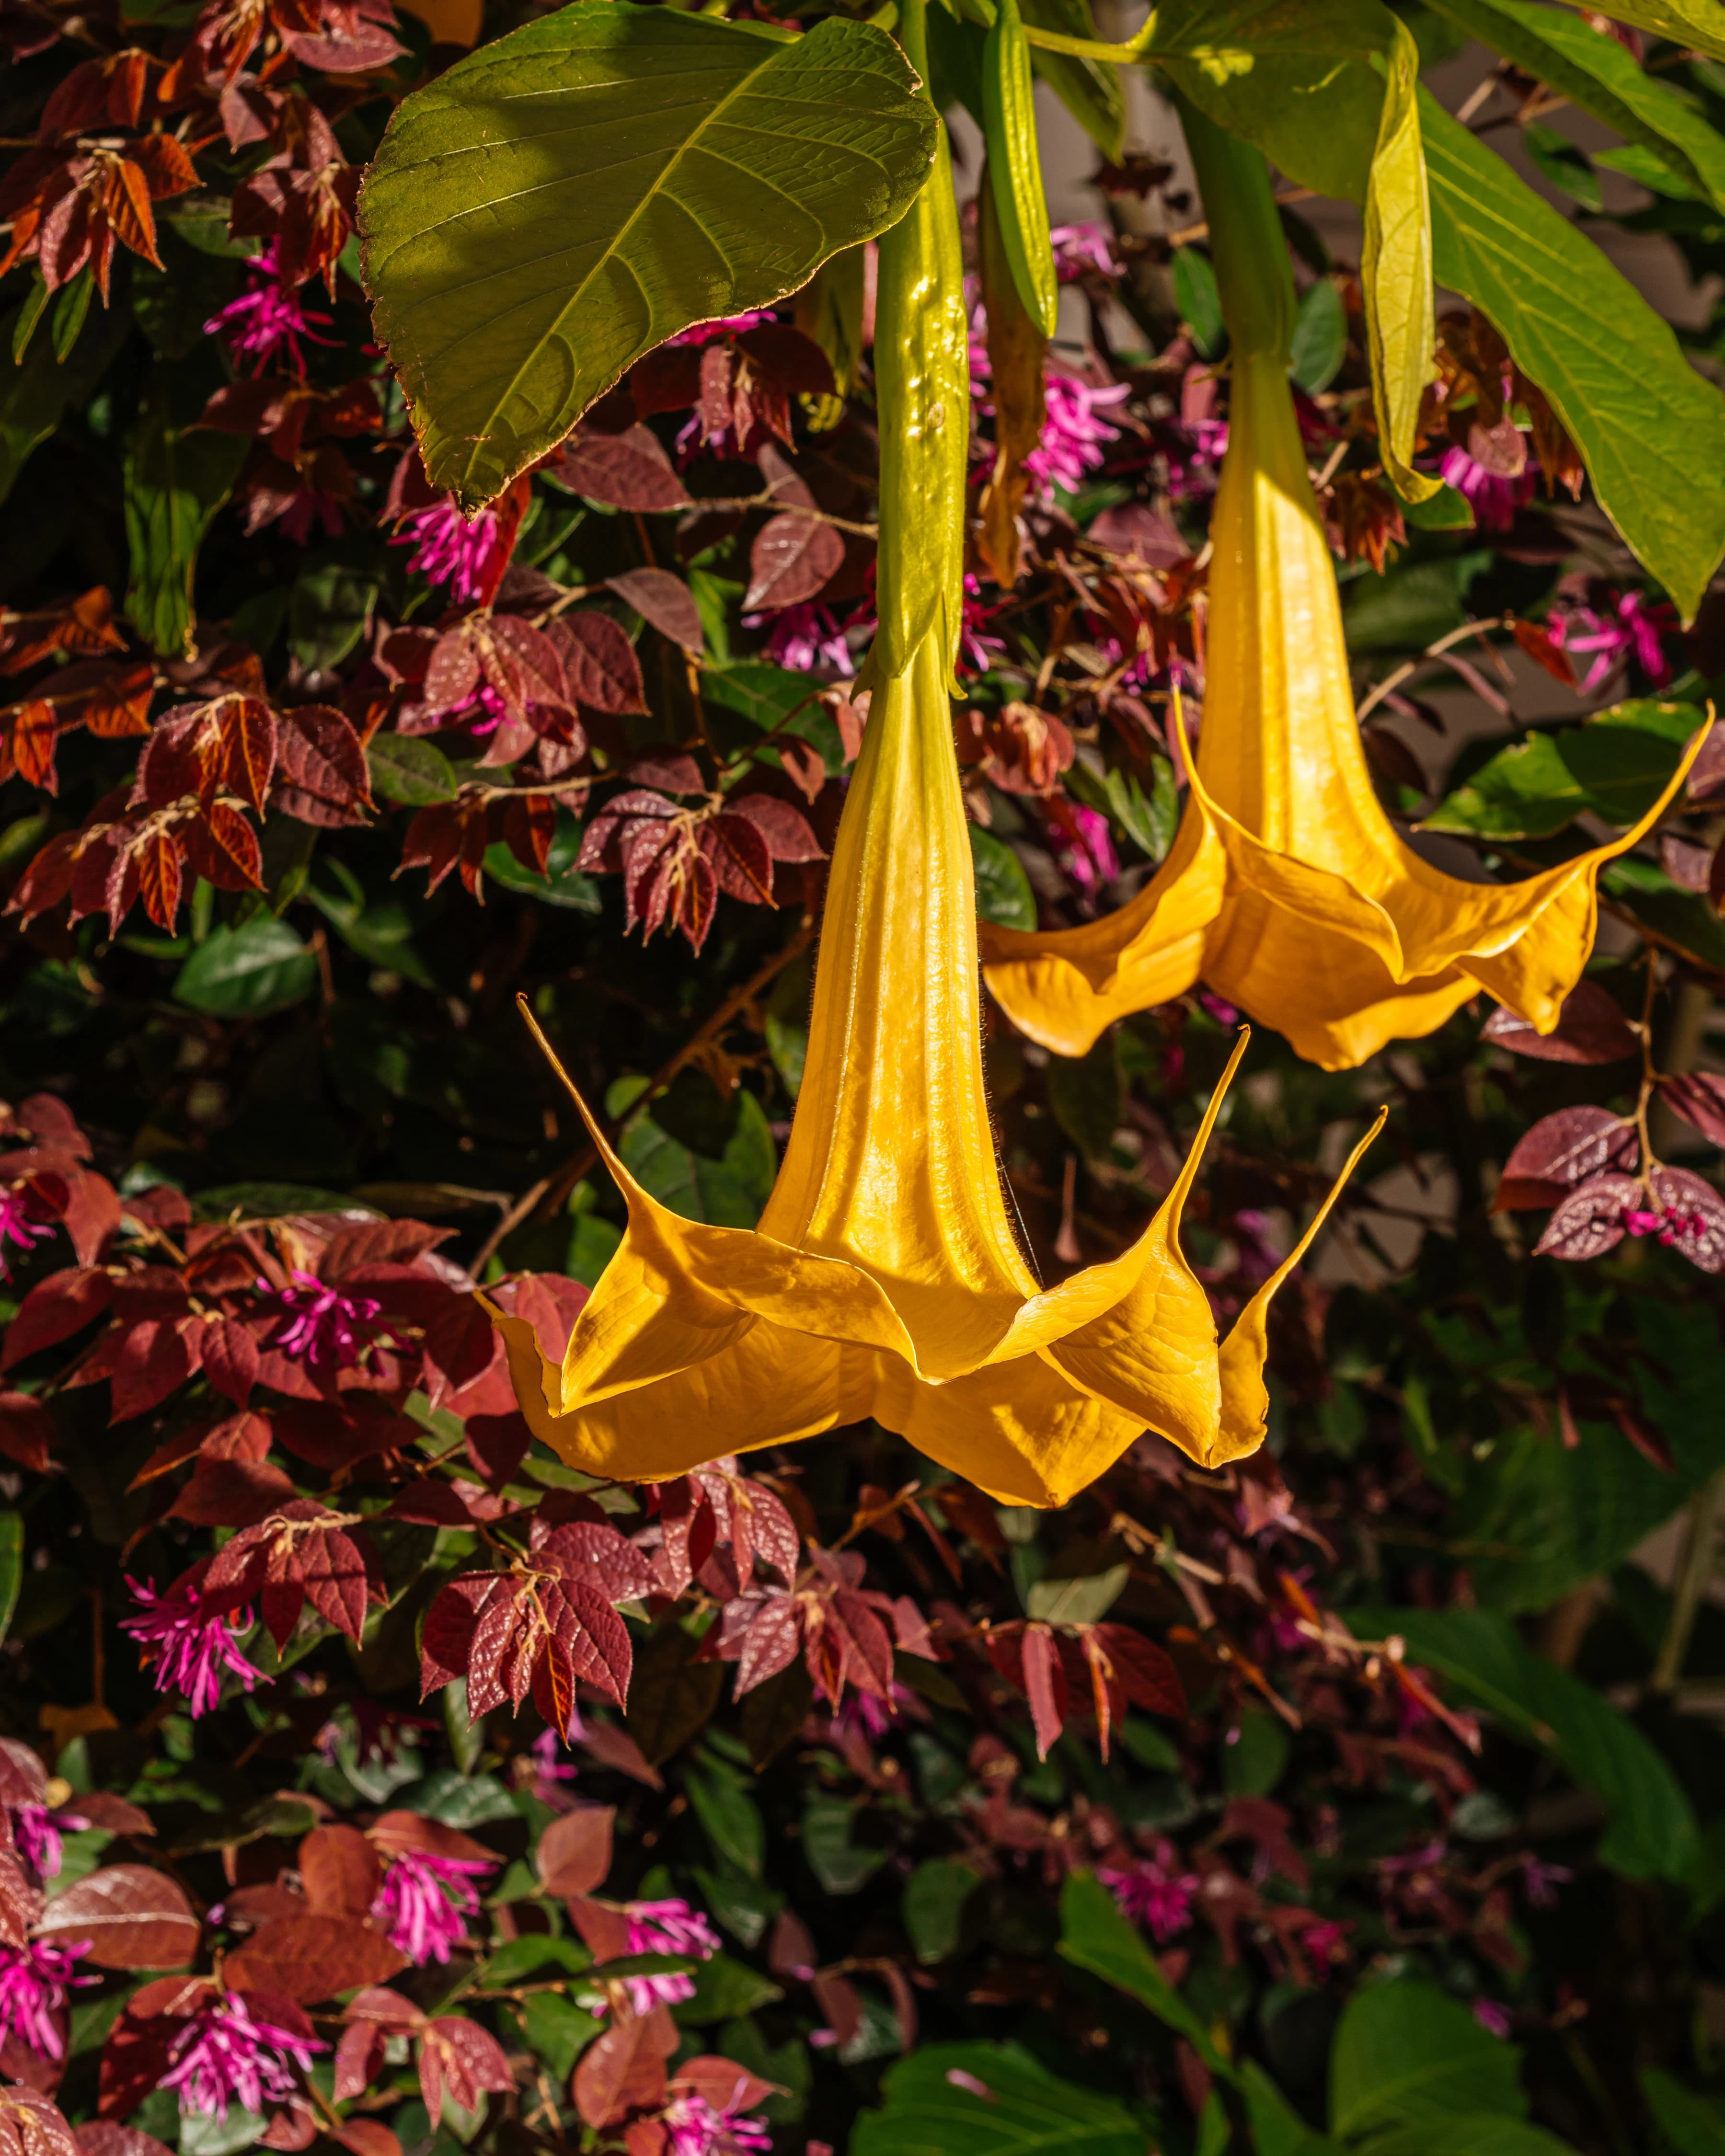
487,23,1379,1505
494,628,1381,1505
979,109,1711,1072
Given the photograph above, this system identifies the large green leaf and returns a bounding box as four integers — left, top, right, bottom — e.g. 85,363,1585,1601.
1430,0,1725,212
1369,1606,1699,1881
173,919,318,1019
1367,2122,1578,2156
360,1,938,508
1330,1979,1525,2141
1242,2062,1340,2156
124,371,248,658
1421,91,1725,619
1057,1870,1229,2070
1641,2068,1725,2156
852,2041,1147,2156
0,286,131,510
1424,700,1697,839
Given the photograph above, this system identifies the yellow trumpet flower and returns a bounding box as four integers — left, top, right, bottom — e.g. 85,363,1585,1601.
493,628,1381,1505
979,110,1710,1072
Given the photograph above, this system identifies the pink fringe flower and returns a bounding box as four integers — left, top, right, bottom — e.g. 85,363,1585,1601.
255,1270,384,1372
159,1993,325,2119
11,1799,85,1884
669,311,777,348
617,1899,722,2014
748,602,854,674
1044,797,1119,905
663,2087,773,2156
391,497,507,606
0,1938,94,2061
1472,1998,1512,2040
1439,440,1534,532
0,1187,54,1282
1100,1843,1200,1944
204,241,335,378
370,1848,496,1965
1547,587,1676,691
1050,221,1123,281
121,1566,264,1720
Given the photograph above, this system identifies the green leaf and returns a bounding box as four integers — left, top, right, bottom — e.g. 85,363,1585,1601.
1421,90,1725,619
1362,20,1441,501
802,1794,886,1894
173,919,317,1019
1026,1563,1128,1624
518,1993,602,2078
482,813,600,913
1171,247,1224,358
1242,2064,1341,2156
308,884,436,987
0,284,131,510
1057,1870,1229,2071
1045,1036,1122,1161
1424,701,1697,839
192,1182,380,1221
968,825,1036,930
1366,2121,1579,2156
673,1950,784,2023
618,1084,777,1228
903,1858,982,1963
703,662,845,775
852,2041,1147,2156
1566,0,1725,65
684,1754,765,1878
1522,119,1603,210
360,0,939,508
122,367,247,659
1291,278,1347,394
289,559,379,676
1641,2068,1725,2156
1369,1606,1699,1881
1329,1979,1526,2139
1221,1708,1291,1797
692,1867,781,1949
0,1512,23,1649
480,1936,594,1986
1429,0,1725,214
983,0,1058,336
368,734,459,805
1344,555,1471,654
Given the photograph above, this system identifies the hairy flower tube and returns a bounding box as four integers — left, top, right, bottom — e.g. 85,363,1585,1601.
978,111,1711,1072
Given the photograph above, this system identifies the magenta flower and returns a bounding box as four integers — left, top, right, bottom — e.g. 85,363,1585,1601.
1044,797,1119,904
370,1847,496,1965
121,1566,264,1720
204,241,335,378
1025,372,1129,497
669,310,778,348
0,1937,95,2060
663,2086,773,2156
11,1799,85,1883
1299,1918,1350,1968
0,1186,55,1282
1625,1202,1705,1247
391,496,507,606
529,1726,582,1787
1472,1998,1512,2040
1100,1843,1200,1944
748,601,854,674
1438,439,1534,532
1050,221,1123,281
159,1993,325,2119
1547,587,1676,691
256,1270,385,1372
1519,1854,1574,1909
616,1898,722,2013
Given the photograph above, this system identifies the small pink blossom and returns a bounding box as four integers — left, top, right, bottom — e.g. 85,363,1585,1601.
370,1847,496,1966
529,1726,583,1785
122,1566,264,1720
1625,1204,1706,1246
747,601,854,674
1044,797,1119,903
1472,1998,1512,2039
1100,1842,1200,1943
0,1937,94,2060
1519,1854,1573,1909
0,1187,54,1282
255,1270,385,1372
662,2086,772,2156
669,311,777,347
1300,1918,1350,1968
1050,221,1123,281
1547,588,1676,691
11,1800,85,1883
160,1993,324,2119
1439,441,1534,532
1026,372,1129,496
204,241,335,377
615,1898,722,2014
391,496,506,605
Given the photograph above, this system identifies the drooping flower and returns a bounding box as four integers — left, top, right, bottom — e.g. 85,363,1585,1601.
1439,432,1534,532
121,1565,264,1719
1100,1844,1200,1943
612,1898,723,2013
0,1186,54,1282
748,602,855,674
978,119,1710,1071
486,104,1378,1508
370,1847,495,1965
159,1992,324,2119
1547,586,1677,691
662,2087,773,2156
391,496,507,605
204,241,335,377
255,1269,385,1371
0,1938,94,2061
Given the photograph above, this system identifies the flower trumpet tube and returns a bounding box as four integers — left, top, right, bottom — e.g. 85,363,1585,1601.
492,625,1381,1505
979,107,1712,1072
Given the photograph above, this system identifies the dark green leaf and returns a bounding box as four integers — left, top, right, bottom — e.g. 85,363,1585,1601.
1290,276,1347,393
1641,2069,1725,2156
0,284,132,509
802,1794,886,1894
1045,1037,1122,1161
0,1512,22,1648
289,560,379,676
1057,1870,1227,2069
1424,701,1696,839
360,1,939,506
903,1858,982,1963
673,1951,784,2023
122,367,247,659
968,825,1036,931
853,2041,1146,2156
173,920,317,1019
518,1993,602,2077
618,1084,778,1228
368,734,460,805
1171,247,1224,358
685,1754,765,1877
1330,1979,1526,2139
624,1622,724,1766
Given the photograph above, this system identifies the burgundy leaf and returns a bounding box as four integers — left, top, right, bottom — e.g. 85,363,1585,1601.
607,568,704,653
536,1804,615,1897
1657,1071,1725,1147
35,1865,198,1970
550,612,648,714
1483,981,1638,1064
548,425,691,514
1649,1165,1725,1273
1021,1623,1067,1760
744,509,844,612
1495,1107,1638,1211
1533,1173,1641,1262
